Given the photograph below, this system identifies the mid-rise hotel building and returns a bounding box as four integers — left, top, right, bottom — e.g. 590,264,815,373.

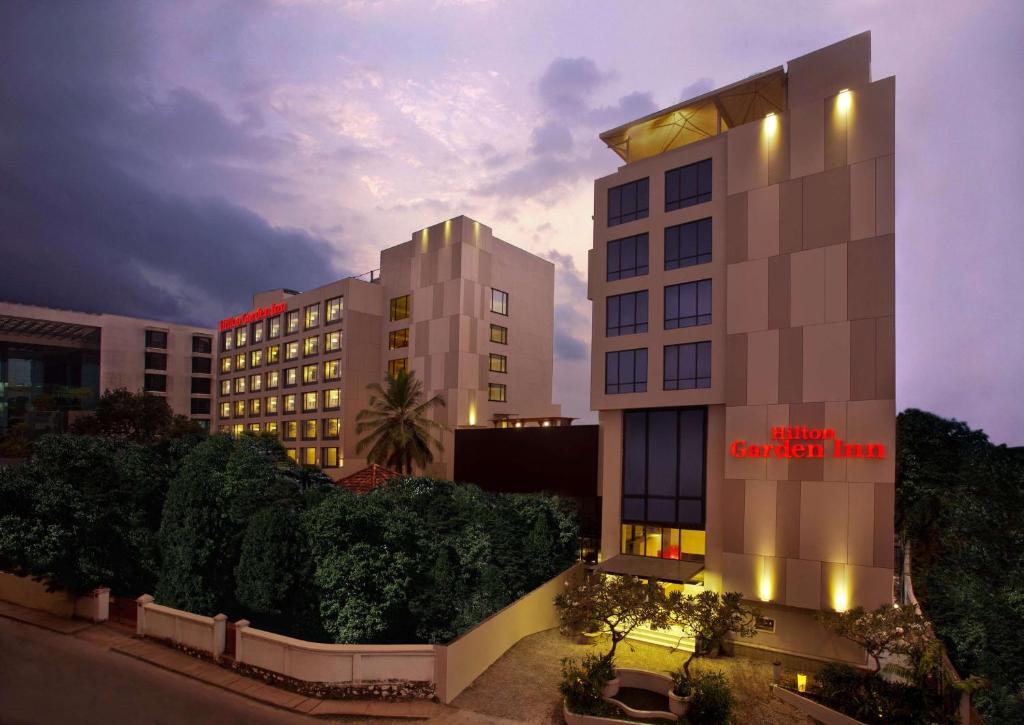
214,216,561,479
0,301,215,435
589,33,895,662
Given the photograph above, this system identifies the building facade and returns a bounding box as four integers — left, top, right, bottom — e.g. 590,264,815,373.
214,216,561,479
589,33,895,662
0,301,215,435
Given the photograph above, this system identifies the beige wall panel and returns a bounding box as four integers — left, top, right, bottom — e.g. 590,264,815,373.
875,154,895,235
849,564,894,610
721,552,760,600
787,32,870,108
744,479,778,556
802,321,851,403
788,101,825,179
725,405,768,480
765,404,790,481
780,179,803,253
726,193,748,264
824,97,848,170
726,259,769,334
726,120,769,195
704,405,727,589
824,244,848,323
847,483,875,566
820,561,847,611
746,330,780,405
802,166,850,249
873,481,895,569
849,159,876,240
850,318,877,401
778,327,803,404
768,114,790,186
785,558,822,610
848,235,895,320
599,410,623,562
725,334,748,406
824,402,848,481
790,248,826,327
768,255,791,329
846,399,896,483
875,316,895,399
747,185,780,260
786,402,825,483
775,480,801,559
800,481,848,564
848,77,895,164
721,478,746,554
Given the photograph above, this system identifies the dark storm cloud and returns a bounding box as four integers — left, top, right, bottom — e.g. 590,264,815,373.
0,2,339,327
547,250,589,363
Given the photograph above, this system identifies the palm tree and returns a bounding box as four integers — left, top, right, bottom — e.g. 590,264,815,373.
355,369,446,474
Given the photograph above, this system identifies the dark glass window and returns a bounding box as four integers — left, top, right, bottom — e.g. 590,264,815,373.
622,407,707,529
664,279,712,329
607,234,649,282
490,289,509,315
665,218,712,270
191,356,212,374
144,373,166,392
664,341,712,390
190,398,211,415
665,158,712,211
191,377,211,395
605,348,648,394
606,291,648,337
192,336,212,354
608,178,649,226
145,330,168,349
144,352,167,371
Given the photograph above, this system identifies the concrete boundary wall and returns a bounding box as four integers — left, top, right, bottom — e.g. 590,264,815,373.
0,571,109,621
136,595,226,657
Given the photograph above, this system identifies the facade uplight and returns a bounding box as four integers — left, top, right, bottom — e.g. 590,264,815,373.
763,112,779,136
836,89,852,113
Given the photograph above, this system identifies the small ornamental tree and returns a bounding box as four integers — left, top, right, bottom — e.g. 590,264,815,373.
555,573,669,663
667,590,759,678
817,603,931,675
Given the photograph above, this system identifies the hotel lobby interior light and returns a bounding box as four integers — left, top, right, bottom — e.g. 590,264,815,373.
837,89,852,113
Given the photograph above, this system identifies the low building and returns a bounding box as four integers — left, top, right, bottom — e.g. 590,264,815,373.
213,216,561,479
0,301,215,435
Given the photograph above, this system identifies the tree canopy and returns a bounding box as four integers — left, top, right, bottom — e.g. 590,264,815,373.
355,369,446,473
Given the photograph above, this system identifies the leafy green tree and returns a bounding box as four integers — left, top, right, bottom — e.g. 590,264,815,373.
70,388,205,443
818,603,931,675
666,590,758,678
355,369,445,473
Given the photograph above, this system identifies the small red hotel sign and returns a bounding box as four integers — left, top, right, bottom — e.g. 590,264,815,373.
219,301,287,332
730,426,885,459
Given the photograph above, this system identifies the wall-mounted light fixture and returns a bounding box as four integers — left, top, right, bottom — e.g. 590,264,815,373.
836,89,852,113
763,112,779,136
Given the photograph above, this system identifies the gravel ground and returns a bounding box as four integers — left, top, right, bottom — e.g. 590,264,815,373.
451,628,813,724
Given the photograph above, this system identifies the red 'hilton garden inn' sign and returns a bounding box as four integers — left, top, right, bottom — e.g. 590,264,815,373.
729,426,886,459
219,302,287,332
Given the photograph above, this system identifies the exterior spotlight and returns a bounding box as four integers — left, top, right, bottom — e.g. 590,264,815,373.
764,112,779,136
837,89,851,113
797,674,808,693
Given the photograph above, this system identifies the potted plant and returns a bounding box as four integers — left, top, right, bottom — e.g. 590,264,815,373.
667,668,693,716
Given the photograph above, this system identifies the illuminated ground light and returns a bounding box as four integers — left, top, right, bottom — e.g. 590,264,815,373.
468,402,476,426
797,673,808,692
758,557,773,602
832,572,850,613
836,88,852,113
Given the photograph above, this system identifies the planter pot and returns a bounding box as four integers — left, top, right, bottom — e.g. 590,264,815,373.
601,675,620,698
667,690,692,716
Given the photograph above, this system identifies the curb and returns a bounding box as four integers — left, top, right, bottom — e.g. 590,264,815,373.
0,607,94,635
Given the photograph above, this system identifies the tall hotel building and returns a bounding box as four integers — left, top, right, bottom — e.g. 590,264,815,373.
214,216,561,479
590,33,895,662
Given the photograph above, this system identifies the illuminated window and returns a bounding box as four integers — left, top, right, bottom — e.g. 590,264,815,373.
286,310,300,334
664,341,711,390
326,296,343,322
303,335,319,356
389,295,411,321
268,316,281,339
665,158,712,212
490,289,509,316
489,354,507,373
302,447,317,466
302,364,318,384
235,376,247,394
265,421,278,435
302,419,317,440
665,280,712,329
232,423,244,438
388,329,409,350
322,447,340,468
250,373,262,392
266,395,278,414
219,402,231,418
284,367,297,387
324,388,341,410
249,398,261,416
283,420,297,440
267,370,280,389
490,324,508,345
220,356,232,373
608,177,649,226
251,321,264,344
220,379,232,396
218,424,229,434
283,394,296,413
621,524,706,560
324,360,341,380
233,400,245,417
304,304,319,330
605,348,648,394
235,326,247,347
222,331,233,352
303,392,318,412
235,353,246,371
267,344,279,364
250,349,263,367
286,448,297,462
665,218,712,270
323,417,341,439
488,383,507,402
387,358,408,377
607,291,649,336
607,233,649,281
325,331,342,351
249,423,261,433
284,341,299,360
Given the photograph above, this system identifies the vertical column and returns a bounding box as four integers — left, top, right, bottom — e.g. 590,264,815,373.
136,594,154,636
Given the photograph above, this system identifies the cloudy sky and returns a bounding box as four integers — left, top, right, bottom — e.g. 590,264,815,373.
2,1,1022,444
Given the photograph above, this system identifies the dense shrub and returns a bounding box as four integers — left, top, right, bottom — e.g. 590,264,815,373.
807,662,956,725
559,654,618,717
686,671,735,724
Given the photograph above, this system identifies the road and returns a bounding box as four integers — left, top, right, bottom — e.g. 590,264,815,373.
0,617,311,725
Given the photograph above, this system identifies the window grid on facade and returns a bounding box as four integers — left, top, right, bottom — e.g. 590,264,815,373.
220,380,231,396
490,288,509,316
143,373,166,393
489,353,507,373
488,382,507,402
145,352,167,371
606,291,649,337
268,316,281,339
286,310,300,334
608,177,649,226
389,329,409,350
663,341,712,390
302,448,317,466
267,370,279,388
283,394,296,413
324,360,340,380
284,367,297,387
303,336,319,357
250,349,263,367
267,345,279,364
605,348,648,394
389,295,411,322
665,218,712,270
145,330,168,349
304,304,319,329
234,353,246,371
664,279,712,329
285,342,298,360
326,331,342,351
620,524,706,560
251,322,264,344
235,326,247,347
192,357,212,374
302,419,317,440
220,357,231,373
303,392,318,412
192,336,212,354
323,418,341,439
266,396,278,414
326,296,343,323
322,447,340,468
324,389,341,410
490,324,508,345
250,373,262,392
235,376,246,394
607,234,649,281
665,158,712,212
387,358,408,377
302,364,318,384
283,420,297,440
191,377,211,394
